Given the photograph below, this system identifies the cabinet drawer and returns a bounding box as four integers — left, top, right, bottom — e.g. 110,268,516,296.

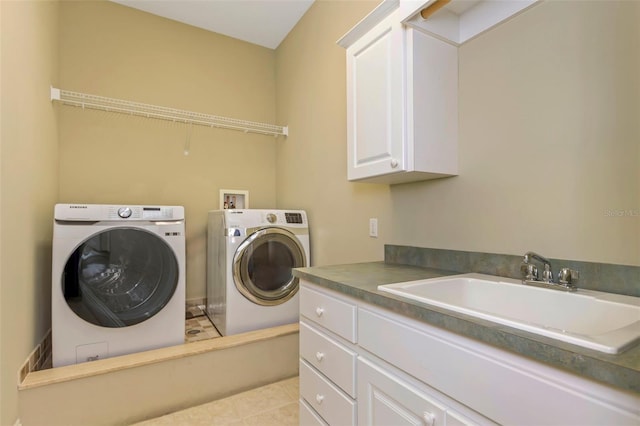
300,283,356,343
447,410,480,426
299,398,328,426
300,359,356,426
300,321,357,397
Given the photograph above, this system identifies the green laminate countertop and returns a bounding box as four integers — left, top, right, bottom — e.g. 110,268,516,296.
293,261,640,394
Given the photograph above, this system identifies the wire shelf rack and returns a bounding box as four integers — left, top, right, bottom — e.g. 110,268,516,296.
50,87,288,137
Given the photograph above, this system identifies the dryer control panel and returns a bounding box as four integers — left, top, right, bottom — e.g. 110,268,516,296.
285,212,304,224
221,209,308,230
261,210,307,226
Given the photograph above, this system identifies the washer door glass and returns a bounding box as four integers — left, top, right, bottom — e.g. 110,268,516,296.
63,228,179,328
233,228,306,306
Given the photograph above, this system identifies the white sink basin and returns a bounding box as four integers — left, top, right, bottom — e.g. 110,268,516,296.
378,273,640,354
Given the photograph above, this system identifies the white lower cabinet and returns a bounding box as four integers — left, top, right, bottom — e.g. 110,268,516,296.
359,356,472,426
358,308,640,425
299,283,359,425
299,281,640,425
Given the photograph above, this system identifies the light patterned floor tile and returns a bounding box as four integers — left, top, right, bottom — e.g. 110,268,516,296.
131,377,299,425
241,402,298,426
278,376,300,401
185,315,221,343
226,381,294,418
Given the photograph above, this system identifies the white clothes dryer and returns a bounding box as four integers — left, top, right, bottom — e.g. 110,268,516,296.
52,204,186,367
206,209,310,336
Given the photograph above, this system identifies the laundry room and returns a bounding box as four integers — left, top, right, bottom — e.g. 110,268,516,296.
3,0,639,425
3,0,388,424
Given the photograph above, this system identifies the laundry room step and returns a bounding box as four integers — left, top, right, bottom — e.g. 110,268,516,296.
18,323,299,426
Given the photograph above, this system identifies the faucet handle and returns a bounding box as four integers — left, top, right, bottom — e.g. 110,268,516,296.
541,264,554,283
520,262,538,281
557,268,579,286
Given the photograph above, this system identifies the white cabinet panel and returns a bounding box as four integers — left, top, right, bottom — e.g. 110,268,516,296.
446,410,480,426
358,356,446,426
409,28,458,175
300,321,357,397
347,11,406,181
300,284,357,343
300,359,356,426
300,398,328,426
358,307,640,425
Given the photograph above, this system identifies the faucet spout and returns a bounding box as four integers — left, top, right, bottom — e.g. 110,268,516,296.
520,251,579,291
523,251,551,266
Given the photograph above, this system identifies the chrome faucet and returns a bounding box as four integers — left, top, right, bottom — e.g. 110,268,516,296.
522,251,553,282
520,251,579,292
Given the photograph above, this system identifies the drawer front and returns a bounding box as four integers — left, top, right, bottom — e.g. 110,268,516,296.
300,321,357,397
300,359,356,425
447,410,480,426
300,283,357,342
299,398,328,426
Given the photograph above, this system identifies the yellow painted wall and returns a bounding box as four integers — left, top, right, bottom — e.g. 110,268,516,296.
57,1,280,300
388,0,640,266
276,0,639,267
0,1,59,424
2,0,638,424
275,0,387,267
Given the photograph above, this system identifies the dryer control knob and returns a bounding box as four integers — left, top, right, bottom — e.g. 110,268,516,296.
266,213,277,223
118,207,132,218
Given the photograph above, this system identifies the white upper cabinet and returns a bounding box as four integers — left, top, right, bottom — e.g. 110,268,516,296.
341,9,458,184
338,0,540,184
345,12,408,182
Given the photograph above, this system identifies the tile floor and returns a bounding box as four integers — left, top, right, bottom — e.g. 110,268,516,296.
184,308,221,343
136,308,299,425
131,376,299,426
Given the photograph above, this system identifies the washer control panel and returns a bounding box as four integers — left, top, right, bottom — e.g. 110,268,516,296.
108,206,176,220
54,204,185,221
117,207,132,218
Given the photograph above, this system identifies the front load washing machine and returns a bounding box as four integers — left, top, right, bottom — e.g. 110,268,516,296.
52,204,186,367
206,209,310,336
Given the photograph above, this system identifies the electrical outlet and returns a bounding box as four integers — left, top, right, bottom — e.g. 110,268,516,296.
369,218,378,238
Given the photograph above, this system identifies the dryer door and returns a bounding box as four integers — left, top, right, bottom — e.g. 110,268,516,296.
233,227,306,306
62,227,179,327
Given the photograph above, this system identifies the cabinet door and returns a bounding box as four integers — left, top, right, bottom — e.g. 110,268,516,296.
346,11,405,181
358,356,446,426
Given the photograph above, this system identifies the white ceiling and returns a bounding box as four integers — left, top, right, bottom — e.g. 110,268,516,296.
111,0,315,49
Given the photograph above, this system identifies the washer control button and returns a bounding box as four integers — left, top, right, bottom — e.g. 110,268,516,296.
266,213,277,223
118,207,132,218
